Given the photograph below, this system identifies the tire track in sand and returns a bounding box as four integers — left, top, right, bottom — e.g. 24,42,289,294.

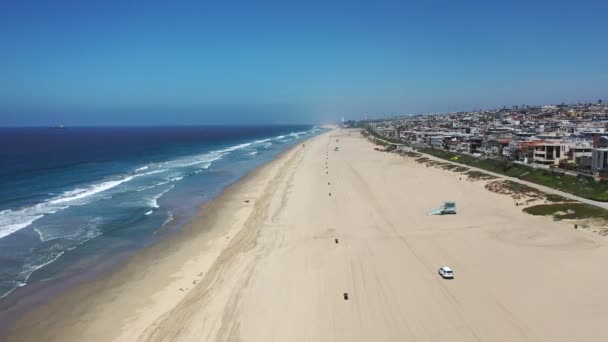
137,144,305,342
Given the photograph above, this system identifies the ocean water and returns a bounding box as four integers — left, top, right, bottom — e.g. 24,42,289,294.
0,125,321,300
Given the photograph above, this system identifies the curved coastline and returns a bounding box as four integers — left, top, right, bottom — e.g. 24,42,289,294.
1,130,327,340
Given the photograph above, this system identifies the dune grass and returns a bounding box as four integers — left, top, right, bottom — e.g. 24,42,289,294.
523,203,608,221
466,170,498,180
402,151,422,158
420,148,608,202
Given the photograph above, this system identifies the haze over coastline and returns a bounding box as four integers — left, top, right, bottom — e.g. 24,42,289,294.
1,1,608,126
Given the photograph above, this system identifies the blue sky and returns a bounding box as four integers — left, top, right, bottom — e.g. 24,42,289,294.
1,0,607,125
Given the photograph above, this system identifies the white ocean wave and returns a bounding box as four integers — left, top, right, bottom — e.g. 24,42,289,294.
170,152,223,168
162,211,174,226
0,280,26,300
49,168,166,205
148,184,175,209
216,142,252,153
136,176,179,194
49,175,137,205
162,134,309,172
136,180,172,192
0,227,104,300
0,213,44,240
0,203,71,240
0,173,145,240
138,169,168,176
0,127,324,299
34,216,104,242
0,128,320,241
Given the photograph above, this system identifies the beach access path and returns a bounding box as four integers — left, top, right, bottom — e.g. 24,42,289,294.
422,152,608,209
8,128,608,342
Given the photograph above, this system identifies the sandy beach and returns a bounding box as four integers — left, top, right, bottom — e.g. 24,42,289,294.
7,128,608,341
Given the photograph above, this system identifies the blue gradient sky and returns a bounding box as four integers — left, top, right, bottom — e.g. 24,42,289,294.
1,1,607,125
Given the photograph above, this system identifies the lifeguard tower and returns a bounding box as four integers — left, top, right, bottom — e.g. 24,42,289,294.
427,201,457,215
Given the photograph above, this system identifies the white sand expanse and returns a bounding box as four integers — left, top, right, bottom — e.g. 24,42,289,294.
7,128,608,342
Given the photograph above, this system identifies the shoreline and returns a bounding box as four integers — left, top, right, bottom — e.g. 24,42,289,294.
3,131,324,341
7,127,608,341
0,124,320,304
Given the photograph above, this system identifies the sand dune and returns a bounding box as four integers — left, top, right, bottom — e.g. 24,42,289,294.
8,128,608,341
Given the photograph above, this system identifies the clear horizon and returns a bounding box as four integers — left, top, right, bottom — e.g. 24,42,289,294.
1,0,607,126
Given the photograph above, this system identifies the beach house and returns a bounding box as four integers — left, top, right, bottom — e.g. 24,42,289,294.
532,142,571,166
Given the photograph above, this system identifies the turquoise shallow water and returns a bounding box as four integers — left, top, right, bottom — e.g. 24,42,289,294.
0,125,322,301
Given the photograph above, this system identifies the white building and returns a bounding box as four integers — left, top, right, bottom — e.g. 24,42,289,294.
533,143,570,166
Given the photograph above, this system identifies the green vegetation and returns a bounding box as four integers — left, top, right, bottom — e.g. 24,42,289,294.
523,203,608,221
420,148,608,202
403,150,469,173
441,164,459,170
545,193,570,203
402,151,422,158
413,156,448,167
484,180,568,203
384,144,397,152
504,181,540,196
466,171,497,180
363,126,407,145
427,161,449,167
361,130,389,147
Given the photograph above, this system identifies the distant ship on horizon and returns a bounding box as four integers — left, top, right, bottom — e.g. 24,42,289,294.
49,124,65,129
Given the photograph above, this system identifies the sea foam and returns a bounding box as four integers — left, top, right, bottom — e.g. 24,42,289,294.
0,125,322,300
0,129,317,241
148,184,175,209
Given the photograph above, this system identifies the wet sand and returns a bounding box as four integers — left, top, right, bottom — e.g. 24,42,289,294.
7,128,608,341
